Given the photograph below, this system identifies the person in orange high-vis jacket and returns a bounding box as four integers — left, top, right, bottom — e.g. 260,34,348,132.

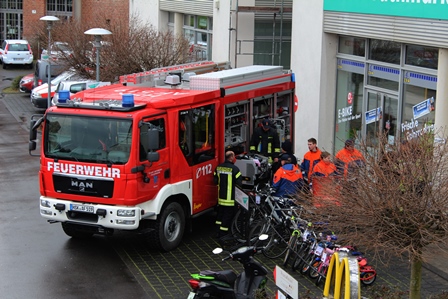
311,152,339,206
334,139,365,176
301,138,322,184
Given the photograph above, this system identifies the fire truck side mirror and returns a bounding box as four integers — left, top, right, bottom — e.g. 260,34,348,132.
29,140,37,152
29,120,38,141
147,152,160,162
145,128,160,162
147,128,159,151
29,117,43,156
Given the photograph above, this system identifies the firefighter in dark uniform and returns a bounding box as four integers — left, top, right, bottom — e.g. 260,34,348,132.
250,118,281,164
214,151,242,238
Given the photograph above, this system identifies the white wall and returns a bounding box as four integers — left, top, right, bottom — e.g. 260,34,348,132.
212,0,232,63
291,0,337,158
235,0,255,67
130,0,160,30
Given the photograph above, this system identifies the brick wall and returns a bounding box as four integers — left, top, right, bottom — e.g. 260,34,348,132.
23,1,46,41
80,0,129,28
21,0,129,42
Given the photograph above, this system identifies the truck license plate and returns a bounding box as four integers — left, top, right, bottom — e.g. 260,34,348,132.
70,204,94,213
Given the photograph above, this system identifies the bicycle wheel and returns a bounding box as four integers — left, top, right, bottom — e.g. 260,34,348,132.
300,254,314,274
291,240,309,271
283,234,298,267
231,206,264,243
308,260,322,279
292,254,303,271
360,272,376,285
315,265,327,286
262,223,290,259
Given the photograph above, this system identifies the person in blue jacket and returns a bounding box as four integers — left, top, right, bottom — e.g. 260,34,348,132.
272,154,304,198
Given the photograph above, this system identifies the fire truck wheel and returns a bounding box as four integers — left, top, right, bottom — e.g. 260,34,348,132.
153,202,185,252
61,223,94,238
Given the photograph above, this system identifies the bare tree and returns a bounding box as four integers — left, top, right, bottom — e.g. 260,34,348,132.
309,131,448,299
30,14,191,82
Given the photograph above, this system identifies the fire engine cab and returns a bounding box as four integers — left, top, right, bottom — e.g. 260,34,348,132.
29,61,296,251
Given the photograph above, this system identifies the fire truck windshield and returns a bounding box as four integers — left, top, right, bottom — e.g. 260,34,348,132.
44,114,132,164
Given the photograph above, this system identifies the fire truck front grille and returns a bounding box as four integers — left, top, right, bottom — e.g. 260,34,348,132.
66,211,99,222
53,174,114,198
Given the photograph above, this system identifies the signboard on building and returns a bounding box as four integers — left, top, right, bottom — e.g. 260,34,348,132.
413,97,435,120
324,0,448,21
365,107,382,125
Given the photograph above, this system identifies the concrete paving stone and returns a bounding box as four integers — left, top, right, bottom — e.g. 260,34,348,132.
1,93,447,299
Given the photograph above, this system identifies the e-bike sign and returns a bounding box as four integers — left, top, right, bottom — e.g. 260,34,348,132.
323,252,360,299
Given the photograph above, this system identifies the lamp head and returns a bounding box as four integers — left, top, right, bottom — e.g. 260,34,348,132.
84,28,112,48
40,16,59,29
40,16,60,22
84,28,112,36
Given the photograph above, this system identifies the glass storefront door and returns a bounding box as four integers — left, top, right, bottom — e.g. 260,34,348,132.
365,90,399,147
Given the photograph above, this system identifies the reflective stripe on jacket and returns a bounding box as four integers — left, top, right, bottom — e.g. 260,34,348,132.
250,127,280,160
214,161,242,206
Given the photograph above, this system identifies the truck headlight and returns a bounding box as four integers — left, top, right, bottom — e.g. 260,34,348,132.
41,209,52,215
117,209,135,217
116,220,135,225
41,199,51,208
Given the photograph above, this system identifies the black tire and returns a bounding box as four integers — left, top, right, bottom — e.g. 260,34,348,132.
315,272,324,286
61,223,94,238
300,254,315,274
283,234,298,267
308,260,321,279
291,242,309,271
3,63,7,69
231,207,265,243
360,272,377,285
152,202,185,252
248,220,267,245
292,255,303,271
262,224,289,259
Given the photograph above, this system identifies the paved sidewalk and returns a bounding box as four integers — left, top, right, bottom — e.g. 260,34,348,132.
1,91,447,296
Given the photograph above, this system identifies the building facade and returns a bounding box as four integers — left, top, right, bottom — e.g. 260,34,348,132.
0,0,127,42
291,0,448,157
2,0,447,158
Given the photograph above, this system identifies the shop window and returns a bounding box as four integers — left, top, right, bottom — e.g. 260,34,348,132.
334,70,364,152
401,85,436,141
369,39,401,65
254,20,292,68
338,36,365,57
168,12,175,23
405,45,438,70
367,64,399,91
184,15,212,61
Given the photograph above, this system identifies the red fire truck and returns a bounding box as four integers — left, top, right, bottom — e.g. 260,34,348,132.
29,62,296,251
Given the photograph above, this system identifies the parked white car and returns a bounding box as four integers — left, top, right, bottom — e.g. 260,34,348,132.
1,39,34,69
31,71,85,109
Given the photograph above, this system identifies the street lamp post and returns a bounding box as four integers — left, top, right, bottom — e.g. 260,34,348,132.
84,28,112,82
40,16,59,109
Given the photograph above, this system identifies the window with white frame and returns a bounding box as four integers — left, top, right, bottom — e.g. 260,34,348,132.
183,15,212,61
